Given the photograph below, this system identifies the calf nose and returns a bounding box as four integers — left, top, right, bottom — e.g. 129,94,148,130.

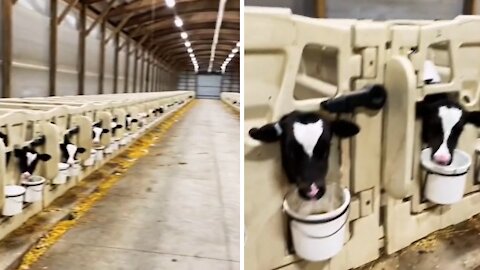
433,153,451,165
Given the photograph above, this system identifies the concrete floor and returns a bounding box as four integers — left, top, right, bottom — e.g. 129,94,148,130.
30,100,239,270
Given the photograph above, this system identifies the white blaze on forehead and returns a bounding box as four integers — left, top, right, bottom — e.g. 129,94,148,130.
93,126,103,143
434,106,462,157
293,120,324,158
66,144,78,164
110,122,118,129
26,152,37,166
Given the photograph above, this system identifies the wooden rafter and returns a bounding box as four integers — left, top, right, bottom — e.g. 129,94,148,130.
105,14,134,44
58,0,80,25
86,0,116,35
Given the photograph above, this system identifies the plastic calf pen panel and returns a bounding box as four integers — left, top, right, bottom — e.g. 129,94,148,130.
0,91,194,241
245,8,386,270
245,7,480,270
221,92,240,112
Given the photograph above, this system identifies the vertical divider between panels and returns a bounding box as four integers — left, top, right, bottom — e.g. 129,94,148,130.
78,3,87,95
132,47,138,93
98,20,106,94
49,0,58,96
113,32,120,94
1,0,12,98
139,51,145,92
124,39,130,93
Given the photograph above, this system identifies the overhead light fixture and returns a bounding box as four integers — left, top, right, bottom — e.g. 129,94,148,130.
180,32,188,39
166,0,175,8
174,16,183,27
187,48,193,53
189,53,195,58
229,53,234,58
232,48,239,53
184,41,191,47
236,41,240,47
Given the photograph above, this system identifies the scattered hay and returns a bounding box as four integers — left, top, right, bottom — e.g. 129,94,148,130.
17,101,195,270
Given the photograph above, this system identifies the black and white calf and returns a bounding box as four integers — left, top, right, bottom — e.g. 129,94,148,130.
249,111,359,200
125,114,139,131
60,135,86,165
14,147,51,179
110,118,124,137
92,122,110,144
417,94,480,165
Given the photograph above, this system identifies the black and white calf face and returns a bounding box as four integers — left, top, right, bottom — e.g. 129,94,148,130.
14,147,51,176
92,123,110,144
125,114,139,131
110,119,124,136
417,96,480,165
60,136,86,165
249,111,359,200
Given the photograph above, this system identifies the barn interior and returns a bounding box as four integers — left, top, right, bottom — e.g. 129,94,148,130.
0,0,239,269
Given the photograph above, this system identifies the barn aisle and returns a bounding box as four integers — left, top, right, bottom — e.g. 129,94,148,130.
29,100,239,270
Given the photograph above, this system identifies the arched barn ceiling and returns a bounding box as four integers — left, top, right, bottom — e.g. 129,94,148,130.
85,0,240,74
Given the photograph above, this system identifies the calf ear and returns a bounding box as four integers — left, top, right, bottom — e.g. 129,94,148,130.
116,124,123,128
38,154,51,161
131,119,139,123
77,147,86,154
249,122,283,142
102,129,110,134
331,120,360,138
14,148,24,157
466,111,480,126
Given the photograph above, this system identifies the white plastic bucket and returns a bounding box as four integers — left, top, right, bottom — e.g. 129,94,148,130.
3,185,26,216
95,147,105,161
22,176,46,203
120,135,129,146
421,148,471,204
53,163,70,185
69,160,81,177
283,184,350,261
83,150,96,167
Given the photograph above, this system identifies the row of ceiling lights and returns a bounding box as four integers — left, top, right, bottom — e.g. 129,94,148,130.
166,0,198,72
221,42,240,74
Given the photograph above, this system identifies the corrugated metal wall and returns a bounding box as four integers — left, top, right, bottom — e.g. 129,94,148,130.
0,0,178,98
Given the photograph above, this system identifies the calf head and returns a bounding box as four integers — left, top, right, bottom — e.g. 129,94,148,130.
92,122,110,144
110,118,124,136
417,94,480,165
14,147,51,177
249,111,359,200
125,114,139,131
60,135,86,165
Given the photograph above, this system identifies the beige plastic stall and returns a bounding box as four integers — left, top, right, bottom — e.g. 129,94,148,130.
245,7,387,270
0,91,194,242
0,109,58,239
245,6,480,270
221,92,240,112
382,16,480,254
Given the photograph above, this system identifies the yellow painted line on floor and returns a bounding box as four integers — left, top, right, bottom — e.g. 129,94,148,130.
17,101,196,270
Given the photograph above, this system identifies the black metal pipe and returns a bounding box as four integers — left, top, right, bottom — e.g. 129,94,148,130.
320,84,387,113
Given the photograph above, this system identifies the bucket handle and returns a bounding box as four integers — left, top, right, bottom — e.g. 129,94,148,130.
290,210,349,239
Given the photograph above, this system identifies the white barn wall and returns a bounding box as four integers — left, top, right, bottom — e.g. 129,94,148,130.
1,0,177,98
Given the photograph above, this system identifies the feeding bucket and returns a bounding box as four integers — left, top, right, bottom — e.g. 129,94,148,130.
95,146,105,161
421,148,471,204
283,183,350,261
3,185,26,216
22,176,46,203
83,150,96,167
69,160,81,177
53,163,69,185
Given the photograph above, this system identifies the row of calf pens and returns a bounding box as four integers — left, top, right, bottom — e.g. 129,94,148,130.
221,92,240,112
245,7,480,270
0,91,194,241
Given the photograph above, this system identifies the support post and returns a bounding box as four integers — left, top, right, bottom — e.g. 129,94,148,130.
1,0,12,98
113,33,120,93
49,0,58,96
78,3,87,95
98,21,106,94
